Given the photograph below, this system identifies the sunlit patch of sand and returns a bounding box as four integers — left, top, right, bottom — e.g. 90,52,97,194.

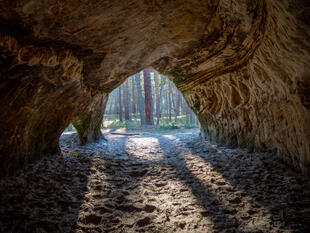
162,134,177,140
125,136,165,161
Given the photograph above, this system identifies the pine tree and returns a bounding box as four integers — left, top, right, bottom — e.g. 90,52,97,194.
124,79,130,121
118,85,123,122
135,72,146,125
156,74,164,125
143,69,153,125
131,76,136,115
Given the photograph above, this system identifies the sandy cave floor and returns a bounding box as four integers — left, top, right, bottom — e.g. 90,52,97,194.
0,129,309,233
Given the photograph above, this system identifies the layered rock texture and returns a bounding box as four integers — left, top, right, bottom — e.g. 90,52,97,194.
0,0,309,176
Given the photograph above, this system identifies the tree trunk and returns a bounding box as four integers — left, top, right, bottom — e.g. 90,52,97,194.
124,79,130,121
143,69,153,125
159,76,164,118
131,76,136,115
182,97,185,115
186,104,190,124
168,82,172,122
154,71,158,122
135,73,146,125
108,91,114,114
195,114,199,126
175,92,181,122
166,93,169,122
190,110,194,124
156,74,163,125
171,91,176,122
67,123,73,131
113,90,118,114
118,85,123,122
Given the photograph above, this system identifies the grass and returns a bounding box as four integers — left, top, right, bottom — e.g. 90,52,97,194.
106,119,141,129
103,114,199,130
64,114,199,132
160,122,180,129
184,123,198,129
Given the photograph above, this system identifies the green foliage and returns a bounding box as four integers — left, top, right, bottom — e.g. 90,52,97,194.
104,114,119,121
103,114,199,130
106,119,140,130
64,123,76,132
72,117,91,141
184,123,197,129
160,122,180,129
73,152,79,158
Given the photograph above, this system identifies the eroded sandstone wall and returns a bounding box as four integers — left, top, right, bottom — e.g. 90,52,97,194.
177,1,310,175
0,33,106,176
0,0,309,176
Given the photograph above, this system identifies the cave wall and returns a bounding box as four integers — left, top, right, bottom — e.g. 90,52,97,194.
178,0,310,175
72,93,108,145
0,0,309,176
0,33,106,176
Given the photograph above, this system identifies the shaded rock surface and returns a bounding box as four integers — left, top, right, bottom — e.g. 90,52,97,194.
72,93,109,145
0,0,309,175
0,130,309,232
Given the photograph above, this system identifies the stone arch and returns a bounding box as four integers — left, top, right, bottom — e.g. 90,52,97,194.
0,0,309,177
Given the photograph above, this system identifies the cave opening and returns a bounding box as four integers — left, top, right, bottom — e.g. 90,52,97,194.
48,67,310,232
0,0,310,232
103,69,199,129
62,68,200,145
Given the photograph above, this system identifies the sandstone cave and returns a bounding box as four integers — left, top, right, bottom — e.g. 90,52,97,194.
0,0,309,232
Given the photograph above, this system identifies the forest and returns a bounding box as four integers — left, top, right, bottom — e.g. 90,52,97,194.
67,69,199,131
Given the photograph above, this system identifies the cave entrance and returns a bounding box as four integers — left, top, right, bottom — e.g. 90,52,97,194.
63,69,199,137
103,69,199,132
